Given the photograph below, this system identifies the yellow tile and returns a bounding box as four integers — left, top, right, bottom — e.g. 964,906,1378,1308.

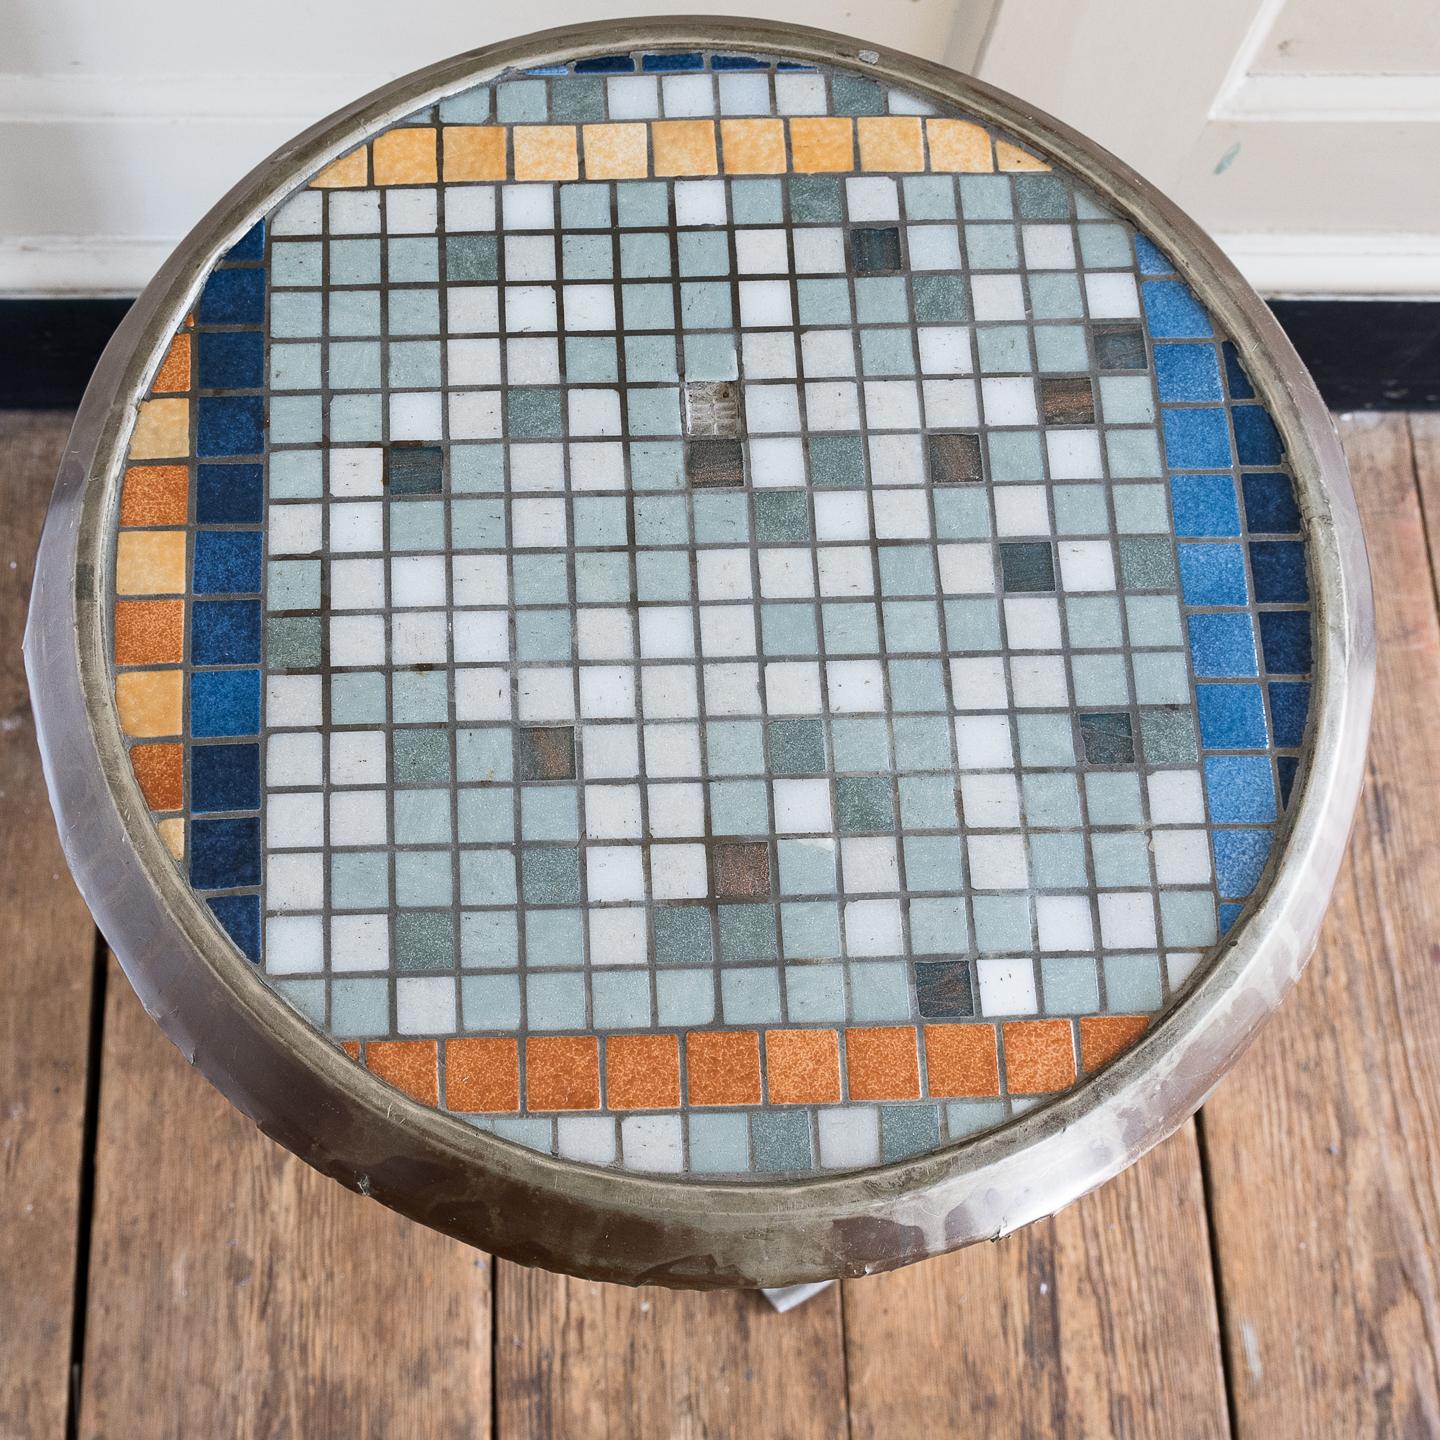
116,530,187,595
582,123,648,179
720,118,786,175
651,120,717,177
512,125,579,182
373,128,439,185
310,146,368,188
115,669,183,738
157,817,186,861
444,126,508,182
788,117,854,173
128,398,189,460
996,139,1050,172
857,116,925,172
926,118,993,173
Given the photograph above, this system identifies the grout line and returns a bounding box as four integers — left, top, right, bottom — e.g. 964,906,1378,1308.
1194,1111,1241,1439
63,928,109,1440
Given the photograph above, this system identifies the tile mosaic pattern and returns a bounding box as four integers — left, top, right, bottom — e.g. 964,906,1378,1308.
106,48,1314,1178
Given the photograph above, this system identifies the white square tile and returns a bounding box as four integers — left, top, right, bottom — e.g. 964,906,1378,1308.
1003,596,1062,650
581,722,640,779
814,492,871,542
568,441,626,490
773,778,833,834
969,273,1026,321
451,554,508,608
589,906,648,966
980,377,1037,427
447,390,502,439
454,666,513,720
1085,272,1140,318
917,326,973,375
967,834,1030,889
645,781,706,836
579,664,636,720
557,1116,618,1164
328,447,384,496
921,378,979,429
765,661,823,714
674,179,726,226
444,184,496,231
872,490,931,540
561,283,617,331
447,337,501,387
842,837,901,893
386,188,437,233
758,548,815,599
1098,892,1159,949
389,392,443,441
639,607,695,659
960,773,1021,828
607,74,660,119
845,176,899,222
330,913,390,972
391,610,449,665
719,72,771,115
328,189,380,235
517,666,575,721
793,227,846,274
817,1106,880,1169
511,496,567,548
1057,540,1117,592
587,844,645,901
390,555,447,608
699,605,756,656
736,229,790,275
703,661,761,716
1009,654,1069,707
951,656,1010,710
748,436,806,486
774,71,826,115
662,71,715,116
642,720,703,775
742,331,798,379
396,976,456,1035
863,380,921,430
265,914,324,973
1021,224,1075,269
506,335,561,384
272,190,322,235
816,547,875,597
267,791,324,849
329,789,389,846
507,442,564,492
938,542,996,595
266,852,324,913
698,549,754,601
844,898,904,955
801,329,857,377
446,286,500,334
977,958,1038,1013
650,842,709,897
504,233,555,282
1153,829,1213,885
503,284,558,332
868,433,926,485
584,782,643,839
569,387,624,436
501,183,555,229
329,730,387,786
621,1115,684,1172
994,486,1050,536
269,503,323,554
739,279,793,329
266,674,321,727
578,607,635,660
804,381,861,432
267,731,323,787
1147,769,1206,824
954,713,1014,769
1047,428,1104,480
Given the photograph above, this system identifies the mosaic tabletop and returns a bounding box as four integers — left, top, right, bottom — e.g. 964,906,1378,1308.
104,45,1314,1181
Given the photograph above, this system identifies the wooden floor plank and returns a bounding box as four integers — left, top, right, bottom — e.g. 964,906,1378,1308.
78,960,493,1440
1200,413,1440,1437
843,1122,1229,1439
495,1263,848,1440
0,412,102,1440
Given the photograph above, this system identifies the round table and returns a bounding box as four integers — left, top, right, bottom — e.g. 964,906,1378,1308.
26,19,1373,1288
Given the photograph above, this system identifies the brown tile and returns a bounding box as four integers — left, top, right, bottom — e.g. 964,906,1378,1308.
1002,1020,1077,1095
845,1027,922,1101
445,1037,520,1112
526,1036,600,1111
130,743,184,812
1040,375,1096,426
605,1034,681,1110
113,600,184,665
686,437,745,488
152,333,191,394
712,841,770,900
928,432,984,484
923,1023,1000,1097
686,1030,762,1106
1079,1014,1148,1073
340,1040,362,1061
115,669,183,737
517,725,575,781
366,1039,439,1106
120,465,189,526
765,1029,841,1104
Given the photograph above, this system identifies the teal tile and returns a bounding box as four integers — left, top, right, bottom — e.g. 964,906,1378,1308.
617,181,669,227
836,776,893,833
1085,772,1144,825
1139,707,1198,765
497,77,547,122
752,1110,812,1173
892,714,950,771
634,494,689,546
769,717,826,775
654,906,712,965
527,971,587,1029
521,847,580,904
1065,596,1123,648
964,223,1019,269
270,396,322,444
271,241,322,287
461,910,519,969
944,598,1002,651
847,960,911,1021
457,727,512,783
1112,483,1170,534
396,851,452,908
446,234,497,281
565,336,618,382
389,501,445,550
681,331,737,380
623,282,676,331
789,174,842,222
388,237,438,284
1017,712,1075,767
754,490,809,543
878,546,935,596
620,231,672,278
461,973,522,1031
624,334,677,382
1028,272,1084,319
688,1111,750,1172
882,600,941,652
394,787,453,844
1104,953,1163,1012
902,835,963,893
524,908,584,967
986,430,1045,483
854,277,908,324
1041,957,1100,1014
881,1104,940,1161
331,851,389,910
977,325,1031,373
457,788,514,843
275,980,325,1027
656,968,715,1025
330,238,381,285
720,966,782,1023
1030,831,1088,888
831,717,889,771
1015,173,1068,219
678,230,730,276
778,838,836,895
1033,324,1089,372
706,719,766,775
680,280,734,329
1132,651,1190,706
591,971,652,1029
709,779,768,834
933,488,991,539
761,603,819,656
1107,429,1163,480
903,174,957,220
860,328,917,376
331,672,387,725
731,177,783,224
1022,772,1082,828
395,909,454,969
392,672,448,724
506,387,563,439
797,278,851,327
327,393,381,442
911,272,969,322
959,174,1013,219
831,71,884,115
1160,890,1218,947
823,601,880,653
330,977,389,1037
267,616,321,668
780,901,841,959
909,897,967,955
563,232,613,279
575,551,632,602
972,895,1032,953
266,559,319,611
270,342,321,389
1090,831,1151,888
628,440,684,490
1070,652,1130,707
395,728,450,783
268,450,322,498
694,492,750,544
899,775,958,830
784,963,846,1022
553,80,606,125
451,498,506,549
573,496,629,546
635,550,690,601
1099,375,1155,424
1079,222,1132,267
520,785,578,841
1125,595,1183,647
451,444,505,493
325,290,379,337
888,659,947,712
438,85,490,123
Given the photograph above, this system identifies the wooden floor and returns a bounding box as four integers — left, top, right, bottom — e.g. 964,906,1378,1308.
3,410,1439,1439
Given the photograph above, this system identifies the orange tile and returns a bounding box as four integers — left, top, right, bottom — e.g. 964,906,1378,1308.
115,530,187,595
128,398,190,461
923,1024,1000,1097
1079,1014,1149,1073
605,1034,681,1110
845,1026,922,1100
367,1039,439,1106
788,117,854,173
765,1029,841,1104
512,125,578,182
686,1030,761,1106
444,126,507,182
996,139,1049,172
720,118,786,175
120,465,189,527
129,743,184,811
857,116,925,173
113,600,184,666
1003,1020,1077,1095
373,128,439,185
446,1037,520,1112
526,1036,600,1111
582,122,648,180
652,119,717,177
341,1040,362,1061
115,668,183,737
152,333,191,394
156,817,185,860
311,147,369,188
925,118,993,173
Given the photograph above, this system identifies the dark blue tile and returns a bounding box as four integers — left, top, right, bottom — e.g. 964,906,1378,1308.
193,530,262,594
191,742,260,813
1142,280,1213,339
1258,610,1312,674
223,220,265,264
1170,475,1241,537
1162,407,1233,469
1196,682,1269,748
196,463,263,524
775,61,816,71
712,53,766,69
1241,471,1301,533
207,893,261,961
881,1104,941,1161
574,54,635,72
192,599,261,665
1155,343,1223,402
1204,754,1277,823
190,669,261,737
1188,613,1258,677
1178,542,1249,605
642,51,703,70
1268,681,1311,748
1222,341,1256,400
1232,405,1284,465
1134,234,1171,275
197,395,263,457
1213,829,1274,898
1249,540,1309,603
1277,755,1300,807
189,816,261,890
197,267,265,326
197,330,264,389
